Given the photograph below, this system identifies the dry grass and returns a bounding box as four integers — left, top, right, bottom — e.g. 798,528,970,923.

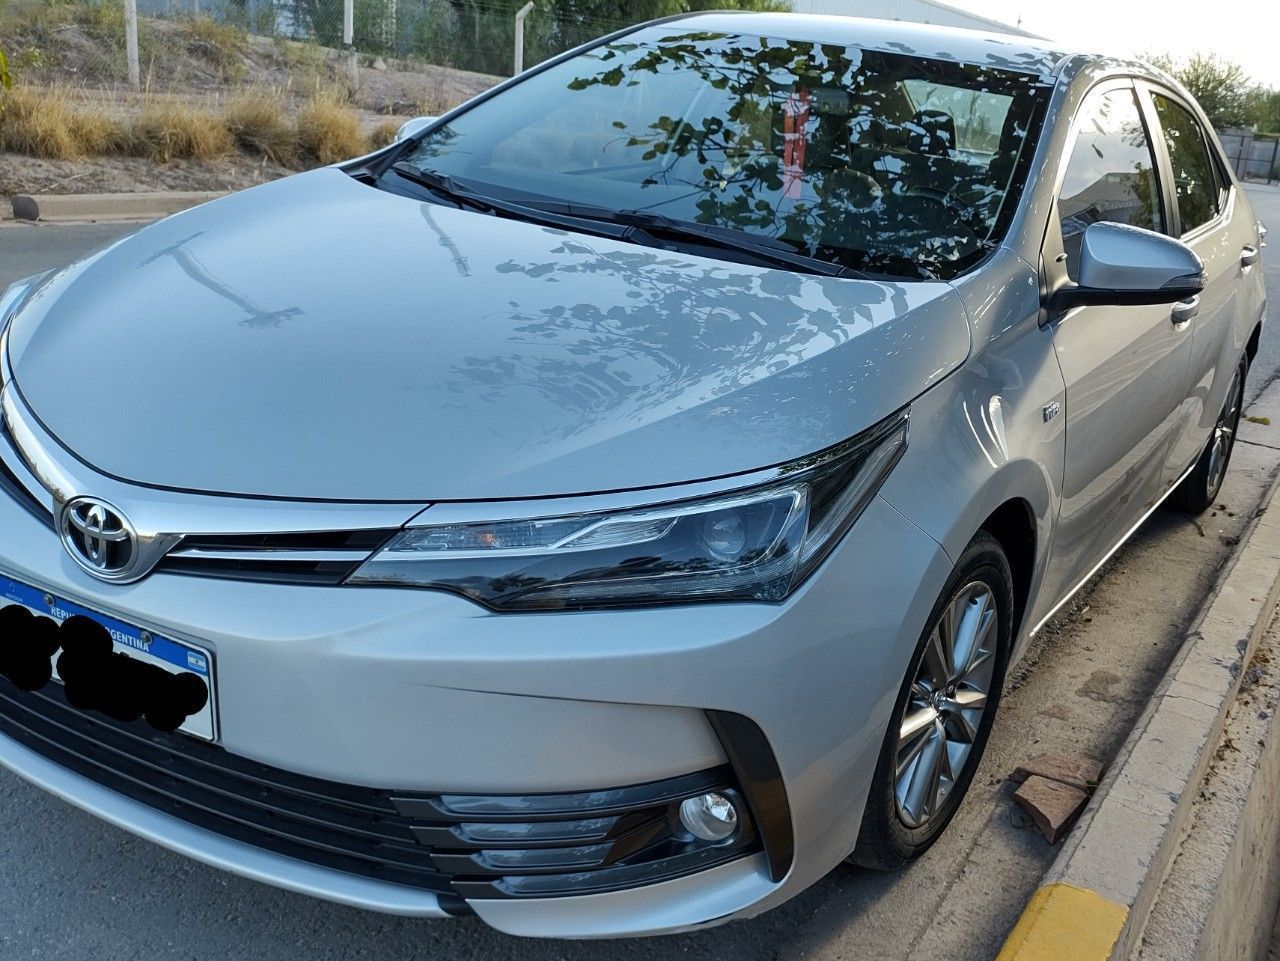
369,119,402,150
224,90,295,162
127,101,234,162
0,85,119,159
296,89,368,164
181,16,248,82
0,82,376,167
68,108,130,155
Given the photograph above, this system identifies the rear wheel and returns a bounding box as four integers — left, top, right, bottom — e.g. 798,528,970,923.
1174,355,1247,515
851,532,1013,870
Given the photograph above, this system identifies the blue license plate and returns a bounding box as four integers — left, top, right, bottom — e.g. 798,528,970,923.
0,573,217,740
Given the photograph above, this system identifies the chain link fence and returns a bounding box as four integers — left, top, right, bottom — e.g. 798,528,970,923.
134,0,643,78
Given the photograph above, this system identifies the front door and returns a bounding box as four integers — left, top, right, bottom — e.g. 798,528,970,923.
1045,81,1194,597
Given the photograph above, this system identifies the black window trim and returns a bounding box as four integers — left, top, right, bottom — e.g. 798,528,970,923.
1038,75,1170,317
1049,76,1170,234
1137,80,1235,243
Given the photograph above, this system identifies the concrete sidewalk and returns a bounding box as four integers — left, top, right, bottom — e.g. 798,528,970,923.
999,377,1280,961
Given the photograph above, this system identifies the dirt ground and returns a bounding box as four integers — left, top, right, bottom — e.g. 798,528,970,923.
0,151,295,197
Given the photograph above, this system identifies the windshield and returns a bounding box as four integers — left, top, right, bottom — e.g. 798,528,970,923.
397,27,1050,279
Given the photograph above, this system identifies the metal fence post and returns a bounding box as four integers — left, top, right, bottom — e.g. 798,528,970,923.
123,0,140,87
513,1,534,75
1272,138,1279,186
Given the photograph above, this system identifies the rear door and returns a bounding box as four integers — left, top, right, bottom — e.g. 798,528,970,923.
1141,84,1252,474
1042,80,1194,594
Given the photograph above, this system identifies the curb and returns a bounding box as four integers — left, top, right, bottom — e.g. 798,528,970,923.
997,465,1280,961
9,191,227,223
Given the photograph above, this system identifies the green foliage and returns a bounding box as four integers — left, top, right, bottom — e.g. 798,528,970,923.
1143,51,1255,130
1248,88,1280,135
0,49,11,90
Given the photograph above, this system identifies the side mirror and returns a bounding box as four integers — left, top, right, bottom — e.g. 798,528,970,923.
394,116,438,142
1049,222,1205,313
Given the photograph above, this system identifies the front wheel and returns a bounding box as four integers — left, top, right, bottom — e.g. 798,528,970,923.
851,532,1013,870
1173,355,1247,515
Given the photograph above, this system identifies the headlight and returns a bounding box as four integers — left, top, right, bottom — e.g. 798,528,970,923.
349,409,909,611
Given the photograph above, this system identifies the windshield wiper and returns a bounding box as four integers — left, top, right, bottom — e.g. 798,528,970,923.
520,201,864,279
392,162,638,236
390,163,858,278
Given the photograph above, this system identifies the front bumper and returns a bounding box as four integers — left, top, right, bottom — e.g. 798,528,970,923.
0,470,951,937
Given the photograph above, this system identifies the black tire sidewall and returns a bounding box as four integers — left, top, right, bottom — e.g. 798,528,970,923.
1177,354,1248,513
1208,357,1248,503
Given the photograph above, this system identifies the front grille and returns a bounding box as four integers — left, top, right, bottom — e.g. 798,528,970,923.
0,679,756,902
155,529,396,585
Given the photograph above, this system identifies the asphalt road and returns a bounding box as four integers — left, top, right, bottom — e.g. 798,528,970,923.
0,185,1278,961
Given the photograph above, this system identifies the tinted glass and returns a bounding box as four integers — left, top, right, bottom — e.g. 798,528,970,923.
1153,93,1220,234
400,27,1050,279
1058,87,1163,279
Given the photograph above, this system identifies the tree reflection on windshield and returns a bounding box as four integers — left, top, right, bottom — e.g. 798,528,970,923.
403,28,1050,279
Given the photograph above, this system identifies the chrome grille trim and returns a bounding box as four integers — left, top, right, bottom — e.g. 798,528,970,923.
165,548,379,564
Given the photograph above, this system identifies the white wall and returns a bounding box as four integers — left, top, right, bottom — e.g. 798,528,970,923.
787,0,1037,38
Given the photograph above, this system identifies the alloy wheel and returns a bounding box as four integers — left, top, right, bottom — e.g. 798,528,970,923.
893,581,999,829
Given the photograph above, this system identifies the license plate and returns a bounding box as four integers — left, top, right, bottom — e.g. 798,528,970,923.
0,573,217,741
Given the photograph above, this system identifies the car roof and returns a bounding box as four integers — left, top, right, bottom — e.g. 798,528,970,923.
653,12,1087,78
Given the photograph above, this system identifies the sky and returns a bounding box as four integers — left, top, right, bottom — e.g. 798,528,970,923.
943,0,1280,89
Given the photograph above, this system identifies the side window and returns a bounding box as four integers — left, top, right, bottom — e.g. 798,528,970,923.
1058,87,1163,280
1152,93,1221,234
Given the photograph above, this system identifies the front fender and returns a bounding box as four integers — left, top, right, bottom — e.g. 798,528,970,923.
878,269,1066,656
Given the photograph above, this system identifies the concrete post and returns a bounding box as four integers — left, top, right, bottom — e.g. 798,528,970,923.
513,1,533,76
124,0,140,88
343,0,358,89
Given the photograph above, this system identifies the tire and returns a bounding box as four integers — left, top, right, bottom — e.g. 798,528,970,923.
1173,355,1248,515
851,531,1013,870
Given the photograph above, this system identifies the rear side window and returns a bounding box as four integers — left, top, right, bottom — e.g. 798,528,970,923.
1058,87,1163,279
1152,93,1221,234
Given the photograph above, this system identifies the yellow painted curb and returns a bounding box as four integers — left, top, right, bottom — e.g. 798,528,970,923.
996,883,1129,961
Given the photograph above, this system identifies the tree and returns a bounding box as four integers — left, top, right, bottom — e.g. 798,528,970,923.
1248,88,1280,135
1143,51,1254,130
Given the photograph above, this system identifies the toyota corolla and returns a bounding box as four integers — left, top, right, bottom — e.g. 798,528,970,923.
0,12,1266,938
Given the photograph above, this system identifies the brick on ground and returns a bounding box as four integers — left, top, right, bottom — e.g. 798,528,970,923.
1010,752,1103,792
1014,774,1090,844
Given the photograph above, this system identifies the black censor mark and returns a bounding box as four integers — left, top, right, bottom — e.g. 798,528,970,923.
0,605,208,732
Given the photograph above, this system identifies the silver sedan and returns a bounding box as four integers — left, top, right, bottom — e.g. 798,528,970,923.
0,11,1266,938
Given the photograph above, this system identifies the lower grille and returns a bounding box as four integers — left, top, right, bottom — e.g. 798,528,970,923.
0,679,756,902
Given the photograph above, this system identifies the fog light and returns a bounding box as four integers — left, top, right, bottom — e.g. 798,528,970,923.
679,792,739,842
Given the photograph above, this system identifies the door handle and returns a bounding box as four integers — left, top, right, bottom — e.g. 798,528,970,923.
1171,296,1199,325
1241,245,1260,268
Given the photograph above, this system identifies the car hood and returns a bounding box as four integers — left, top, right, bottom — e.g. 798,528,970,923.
6,168,970,501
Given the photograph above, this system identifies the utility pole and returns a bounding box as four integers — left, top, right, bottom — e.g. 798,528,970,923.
124,0,140,88
343,0,358,89
513,1,533,76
